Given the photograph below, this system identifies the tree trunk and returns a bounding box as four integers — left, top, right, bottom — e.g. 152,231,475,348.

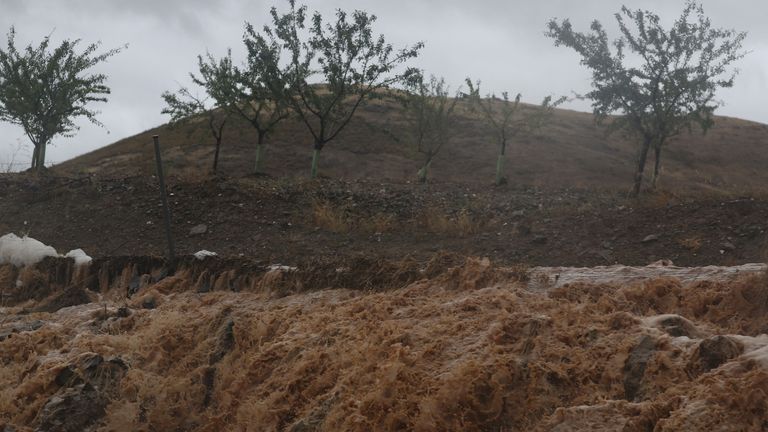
36,142,47,173
495,139,507,185
651,145,662,190
495,155,505,185
212,137,222,174
31,145,39,170
254,132,266,173
631,137,652,197
310,146,321,179
418,156,433,183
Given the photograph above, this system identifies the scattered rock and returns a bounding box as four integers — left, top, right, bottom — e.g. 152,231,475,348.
116,306,131,318
54,366,83,387
210,319,235,364
623,335,656,401
0,320,44,341
141,296,157,310
36,384,107,432
652,315,704,338
721,241,736,252
687,336,743,376
641,234,659,243
189,224,208,235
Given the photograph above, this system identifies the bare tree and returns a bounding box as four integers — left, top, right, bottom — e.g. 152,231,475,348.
402,74,460,183
162,52,236,174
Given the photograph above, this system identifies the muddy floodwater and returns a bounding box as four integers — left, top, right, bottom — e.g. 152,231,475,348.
1,259,767,431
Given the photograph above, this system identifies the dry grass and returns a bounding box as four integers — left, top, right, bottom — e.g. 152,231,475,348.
678,236,703,252
311,200,350,233
419,208,482,237
640,189,680,209
55,89,768,195
360,213,397,234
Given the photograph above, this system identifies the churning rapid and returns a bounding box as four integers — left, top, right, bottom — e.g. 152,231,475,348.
1,256,767,431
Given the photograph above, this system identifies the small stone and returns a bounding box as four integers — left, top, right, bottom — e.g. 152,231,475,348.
687,336,743,376
642,234,659,243
189,224,208,235
141,296,156,310
721,241,736,252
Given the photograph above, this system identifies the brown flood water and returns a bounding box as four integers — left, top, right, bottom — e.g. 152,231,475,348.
1,259,767,431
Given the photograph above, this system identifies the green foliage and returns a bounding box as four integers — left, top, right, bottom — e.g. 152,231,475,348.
0,27,123,171
267,0,423,177
466,80,564,150
546,1,746,195
465,80,564,184
238,22,292,143
401,73,461,182
161,51,236,173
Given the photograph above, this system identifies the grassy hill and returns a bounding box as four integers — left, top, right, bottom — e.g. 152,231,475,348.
56,97,768,193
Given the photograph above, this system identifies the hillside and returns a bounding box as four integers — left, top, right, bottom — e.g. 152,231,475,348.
56,98,768,194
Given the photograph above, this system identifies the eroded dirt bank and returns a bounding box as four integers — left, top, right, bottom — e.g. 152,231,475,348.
3,174,768,267
1,257,768,431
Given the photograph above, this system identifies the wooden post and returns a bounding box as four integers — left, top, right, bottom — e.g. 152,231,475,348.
153,135,176,262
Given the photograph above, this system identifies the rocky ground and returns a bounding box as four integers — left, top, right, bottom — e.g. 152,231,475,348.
1,173,767,268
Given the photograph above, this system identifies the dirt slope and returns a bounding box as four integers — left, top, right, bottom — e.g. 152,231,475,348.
2,174,767,266
55,98,768,194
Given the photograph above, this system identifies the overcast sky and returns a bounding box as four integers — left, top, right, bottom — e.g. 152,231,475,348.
1,0,766,168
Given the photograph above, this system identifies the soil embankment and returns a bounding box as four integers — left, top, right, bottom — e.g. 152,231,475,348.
2,174,767,267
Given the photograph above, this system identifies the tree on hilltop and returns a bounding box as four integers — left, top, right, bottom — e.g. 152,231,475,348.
268,0,423,178
466,79,565,185
401,74,461,183
0,27,123,172
547,1,746,196
161,51,236,174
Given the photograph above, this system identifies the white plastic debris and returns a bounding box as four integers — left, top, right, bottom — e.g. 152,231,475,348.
194,250,218,260
267,264,298,272
0,233,92,267
65,249,93,266
0,233,58,267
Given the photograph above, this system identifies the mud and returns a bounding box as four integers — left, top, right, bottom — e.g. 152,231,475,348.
1,257,767,431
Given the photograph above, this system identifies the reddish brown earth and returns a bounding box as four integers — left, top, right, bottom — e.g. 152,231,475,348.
1,173,766,267
54,98,768,195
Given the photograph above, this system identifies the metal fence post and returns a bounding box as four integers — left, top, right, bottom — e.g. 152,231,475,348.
153,135,176,263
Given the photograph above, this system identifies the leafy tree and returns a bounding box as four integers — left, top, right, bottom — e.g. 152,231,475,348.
162,51,236,174
546,1,746,196
231,22,292,173
0,27,123,172
466,79,564,185
402,74,460,183
269,0,423,178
